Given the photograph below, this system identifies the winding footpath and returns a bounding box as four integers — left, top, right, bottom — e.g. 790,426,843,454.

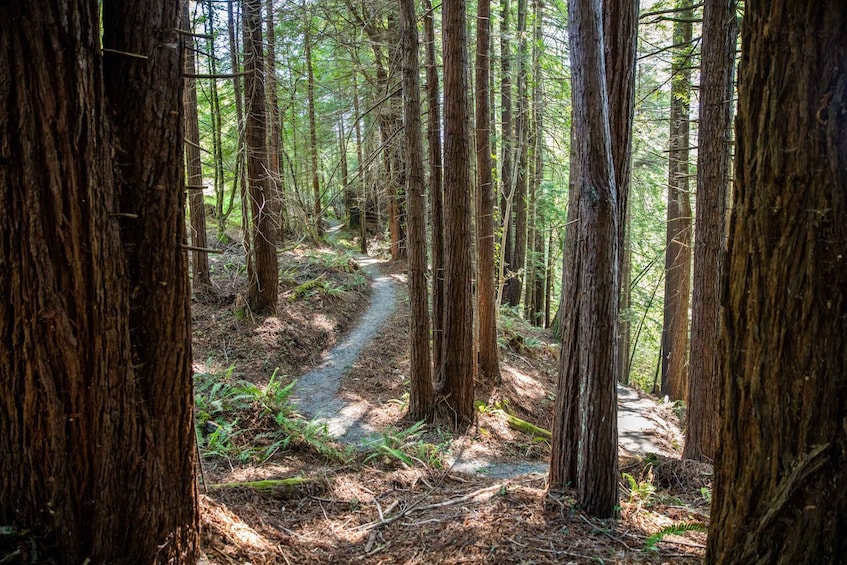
292,248,680,475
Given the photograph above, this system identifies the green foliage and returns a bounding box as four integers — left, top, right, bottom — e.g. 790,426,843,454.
194,363,348,464
643,522,708,552
622,472,657,506
363,421,447,469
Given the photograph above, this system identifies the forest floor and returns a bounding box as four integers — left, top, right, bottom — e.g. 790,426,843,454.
191,226,712,564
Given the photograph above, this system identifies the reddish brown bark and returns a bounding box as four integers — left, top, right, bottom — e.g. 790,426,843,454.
400,0,434,421
441,0,476,429
476,0,501,384
707,1,847,562
660,0,693,401
684,0,737,463
242,0,279,312
549,0,619,518
1,0,198,561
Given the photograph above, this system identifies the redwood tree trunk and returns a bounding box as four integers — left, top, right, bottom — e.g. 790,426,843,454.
707,1,847,562
400,0,434,421
604,0,638,385
242,0,279,312
1,0,198,561
660,0,693,401
549,0,619,519
441,0,476,429
423,0,445,383
183,0,211,287
684,0,737,463
476,0,501,384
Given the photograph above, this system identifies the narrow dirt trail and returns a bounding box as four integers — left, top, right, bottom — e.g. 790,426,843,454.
291,238,681,473
290,253,394,447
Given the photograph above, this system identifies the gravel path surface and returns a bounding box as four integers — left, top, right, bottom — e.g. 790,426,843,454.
292,241,680,474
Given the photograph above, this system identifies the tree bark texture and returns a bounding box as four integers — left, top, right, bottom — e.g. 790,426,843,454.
0,0,198,561
603,0,638,384
423,0,445,383
101,0,199,559
242,0,279,313
549,0,619,518
476,0,501,384
265,0,286,239
441,0,477,429
660,0,693,401
400,0,434,421
183,0,211,287
707,1,847,562
684,0,737,463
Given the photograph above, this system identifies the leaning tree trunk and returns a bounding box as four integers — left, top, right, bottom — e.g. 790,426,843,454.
707,1,847,562
441,0,477,429
660,0,693,401
549,0,619,519
684,0,737,463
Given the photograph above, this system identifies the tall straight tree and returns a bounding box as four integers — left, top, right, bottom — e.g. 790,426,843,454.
505,0,530,308
423,0,445,380
498,0,516,306
684,0,737,463
400,0,434,421
183,0,211,287
265,0,286,239
707,1,847,561
660,0,693,401
242,0,279,312
441,0,476,428
304,8,323,238
603,0,638,384
549,0,619,518
476,0,501,383
0,0,198,561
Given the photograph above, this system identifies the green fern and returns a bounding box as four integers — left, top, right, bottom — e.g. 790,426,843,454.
644,522,707,552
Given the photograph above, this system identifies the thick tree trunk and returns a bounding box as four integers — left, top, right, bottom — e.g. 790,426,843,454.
423,0,445,383
0,1,198,561
603,0,638,385
183,0,211,287
441,0,476,429
242,0,279,313
660,0,693,401
101,0,198,559
707,2,847,562
476,0,501,384
549,0,619,518
684,0,737,463
400,0,434,421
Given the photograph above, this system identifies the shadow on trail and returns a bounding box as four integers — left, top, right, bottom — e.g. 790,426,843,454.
290,254,395,447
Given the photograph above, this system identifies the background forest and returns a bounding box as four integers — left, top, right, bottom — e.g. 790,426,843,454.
185,0,685,394
2,0,845,563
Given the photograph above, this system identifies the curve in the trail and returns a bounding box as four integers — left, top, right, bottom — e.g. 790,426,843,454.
291,249,679,475
290,254,395,447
